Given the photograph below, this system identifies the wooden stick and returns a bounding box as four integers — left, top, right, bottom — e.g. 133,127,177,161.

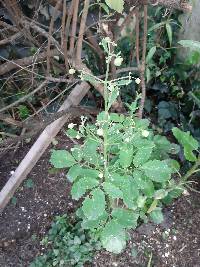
138,4,148,118
0,82,90,212
0,49,59,76
76,0,90,64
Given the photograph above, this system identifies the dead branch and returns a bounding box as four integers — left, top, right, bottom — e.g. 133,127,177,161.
69,0,80,56
0,81,47,113
138,5,148,118
148,0,192,12
24,21,61,51
0,49,59,76
47,0,62,75
0,81,91,211
61,0,69,71
76,0,90,64
0,106,99,147
0,32,22,46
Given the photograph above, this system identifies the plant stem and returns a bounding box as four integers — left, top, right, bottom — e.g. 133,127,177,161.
182,155,200,181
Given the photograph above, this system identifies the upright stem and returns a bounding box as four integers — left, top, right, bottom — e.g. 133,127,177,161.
103,46,112,181
182,155,200,181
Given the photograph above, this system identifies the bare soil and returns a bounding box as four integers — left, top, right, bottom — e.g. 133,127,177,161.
0,134,200,267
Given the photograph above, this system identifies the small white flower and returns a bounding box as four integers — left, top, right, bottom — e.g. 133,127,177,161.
114,56,123,67
76,134,81,139
104,36,111,42
135,78,141,84
97,128,104,136
69,68,76,75
68,123,76,129
141,130,149,137
108,84,115,91
173,236,177,241
99,173,103,178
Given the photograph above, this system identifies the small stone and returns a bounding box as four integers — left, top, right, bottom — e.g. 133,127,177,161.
165,252,170,257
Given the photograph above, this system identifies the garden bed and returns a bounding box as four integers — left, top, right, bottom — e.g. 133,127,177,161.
0,134,200,267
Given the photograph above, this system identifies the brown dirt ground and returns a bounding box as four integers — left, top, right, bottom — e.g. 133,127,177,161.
0,134,200,267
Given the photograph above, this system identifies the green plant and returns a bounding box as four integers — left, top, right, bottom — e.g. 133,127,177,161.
24,178,34,189
50,38,200,254
30,215,100,267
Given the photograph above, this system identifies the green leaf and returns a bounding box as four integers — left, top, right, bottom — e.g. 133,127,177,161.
82,189,105,220
71,177,99,200
50,150,76,168
146,46,157,63
67,165,82,182
150,208,164,224
110,113,125,123
146,67,151,83
101,220,126,253
83,139,100,164
82,168,100,179
142,180,155,197
24,179,34,188
67,166,99,183
115,79,132,86
133,145,153,167
165,159,180,173
102,182,123,199
137,195,147,208
189,91,200,108
66,128,78,138
119,146,133,168
166,23,172,46
148,21,167,32
81,72,99,84
154,189,168,200
120,178,139,209
178,40,200,51
81,212,108,229
133,170,148,189
112,208,139,229
99,3,110,14
141,160,172,183
71,145,83,161
172,127,199,162
105,0,124,13
107,87,119,110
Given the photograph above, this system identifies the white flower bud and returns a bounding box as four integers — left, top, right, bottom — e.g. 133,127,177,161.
135,78,141,84
69,68,76,75
104,36,111,42
76,134,81,139
114,56,123,67
68,123,76,129
97,128,104,136
141,130,149,137
99,173,103,178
